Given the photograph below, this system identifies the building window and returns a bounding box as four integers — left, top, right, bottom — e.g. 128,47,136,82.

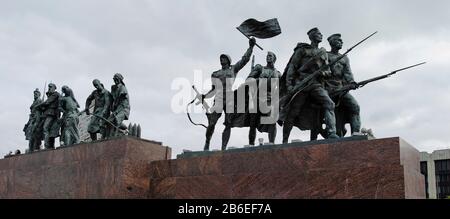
420,161,429,199
435,159,450,199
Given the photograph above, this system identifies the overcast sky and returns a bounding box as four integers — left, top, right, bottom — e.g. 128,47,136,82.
1,0,449,158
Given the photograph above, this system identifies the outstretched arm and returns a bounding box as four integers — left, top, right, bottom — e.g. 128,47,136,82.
203,83,216,99
233,38,256,75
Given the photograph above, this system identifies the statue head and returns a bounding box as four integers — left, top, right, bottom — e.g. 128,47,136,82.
61,85,80,108
61,85,70,96
327,33,343,50
220,54,231,68
307,27,323,43
33,89,41,100
266,51,277,65
48,83,57,92
92,79,103,91
113,73,125,86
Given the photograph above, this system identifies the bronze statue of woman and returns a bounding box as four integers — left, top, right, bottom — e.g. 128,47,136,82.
59,86,81,146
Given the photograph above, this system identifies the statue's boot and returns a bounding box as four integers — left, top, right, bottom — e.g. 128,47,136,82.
203,141,210,151
44,135,50,149
204,125,215,151
35,140,42,151
268,125,276,144
282,123,293,144
350,114,362,136
324,110,339,139
249,127,256,146
28,139,36,153
90,133,97,141
328,133,339,139
310,128,320,141
45,137,55,149
221,126,231,151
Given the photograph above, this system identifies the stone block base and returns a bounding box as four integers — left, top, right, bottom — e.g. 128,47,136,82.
0,136,171,198
149,137,425,199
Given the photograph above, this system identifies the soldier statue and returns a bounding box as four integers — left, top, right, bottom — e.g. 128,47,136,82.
23,89,44,152
36,83,61,149
247,51,281,145
106,73,130,137
197,37,256,151
85,79,111,141
59,86,80,146
279,27,339,143
325,34,361,137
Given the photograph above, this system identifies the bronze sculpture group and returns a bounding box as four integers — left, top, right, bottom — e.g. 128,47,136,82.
192,21,424,151
23,74,130,152
21,18,425,154
191,27,361,151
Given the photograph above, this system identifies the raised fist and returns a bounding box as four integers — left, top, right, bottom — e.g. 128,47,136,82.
249,37,256,47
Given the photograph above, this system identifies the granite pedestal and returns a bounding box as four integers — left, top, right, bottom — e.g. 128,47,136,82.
0,136,171,198
148,136,425,199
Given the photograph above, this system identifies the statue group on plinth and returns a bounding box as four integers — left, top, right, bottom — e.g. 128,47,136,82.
188,18,424,151
23,73,131,153
20,18,425,155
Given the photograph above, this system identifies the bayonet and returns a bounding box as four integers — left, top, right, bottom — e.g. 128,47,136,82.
41,81,47,101
345,31,378,54
329,62,426,97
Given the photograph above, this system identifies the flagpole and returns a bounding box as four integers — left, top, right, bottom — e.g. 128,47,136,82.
236,27,264,50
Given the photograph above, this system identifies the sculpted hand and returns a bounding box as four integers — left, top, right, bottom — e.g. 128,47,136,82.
249,37,256,47
350,81,359,90
320,70,332,77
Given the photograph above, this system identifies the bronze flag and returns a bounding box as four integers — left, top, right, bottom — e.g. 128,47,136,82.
237,18,282,39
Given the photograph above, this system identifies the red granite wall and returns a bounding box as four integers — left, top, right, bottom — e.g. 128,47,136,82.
0,136,171,198
148,137,425,199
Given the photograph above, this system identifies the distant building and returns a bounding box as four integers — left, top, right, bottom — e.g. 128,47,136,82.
420,149,450,199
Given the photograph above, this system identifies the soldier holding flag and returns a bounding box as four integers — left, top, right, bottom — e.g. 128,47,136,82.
198,37,256,151
195,18,282,150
